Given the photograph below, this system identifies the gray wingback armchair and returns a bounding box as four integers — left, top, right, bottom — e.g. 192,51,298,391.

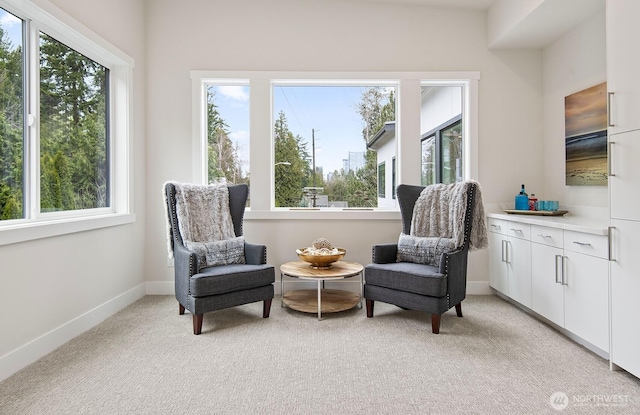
364,182,478,334
165,182,275,335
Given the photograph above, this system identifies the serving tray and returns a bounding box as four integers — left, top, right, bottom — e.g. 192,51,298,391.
503,209,568,216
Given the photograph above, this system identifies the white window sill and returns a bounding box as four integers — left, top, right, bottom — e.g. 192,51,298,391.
0,213,136,246
244,209,401,221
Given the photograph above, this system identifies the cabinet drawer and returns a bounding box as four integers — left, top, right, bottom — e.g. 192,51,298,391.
531,225,563,248
506,222,530,240
563,230,609,259
488,218,508,235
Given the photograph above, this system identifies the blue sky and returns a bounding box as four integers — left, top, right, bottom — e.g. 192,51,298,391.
211,84,385,177
0,8,22,49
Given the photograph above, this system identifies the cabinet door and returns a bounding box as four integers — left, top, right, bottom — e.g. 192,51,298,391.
563,250,609,353
531,243,564,326
607,0,640,134
610,130,640,221
489,231,508,294
507,237,532,308
610,219,640,378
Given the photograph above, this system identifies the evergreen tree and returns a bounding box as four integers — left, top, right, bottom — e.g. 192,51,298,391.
206,88,246,185
0,24,24,219
274,111,310,207
39,33,107,211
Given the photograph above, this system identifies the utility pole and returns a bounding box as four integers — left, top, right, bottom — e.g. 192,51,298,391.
312,128,316,188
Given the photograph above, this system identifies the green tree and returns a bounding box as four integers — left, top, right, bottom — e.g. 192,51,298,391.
206,88,246,185
0,24,24,219
39,33,108,211
323,87,395,208
274,111,310,207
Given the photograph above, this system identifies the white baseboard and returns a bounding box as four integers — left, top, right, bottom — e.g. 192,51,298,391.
466,281,493,295
145,280,494,296
145,281,174,295
0,284,145,382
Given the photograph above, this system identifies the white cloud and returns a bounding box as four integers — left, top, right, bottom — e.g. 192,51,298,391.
0,12,20,27
217,86,249,103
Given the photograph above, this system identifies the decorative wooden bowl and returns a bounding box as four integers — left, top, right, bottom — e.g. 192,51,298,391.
296,248,346,269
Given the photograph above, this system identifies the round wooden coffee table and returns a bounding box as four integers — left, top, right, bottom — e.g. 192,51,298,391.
280,260,364,320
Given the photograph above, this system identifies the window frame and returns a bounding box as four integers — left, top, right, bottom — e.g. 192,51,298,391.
191,71,479,220
0,0,135,246
377,161,386,198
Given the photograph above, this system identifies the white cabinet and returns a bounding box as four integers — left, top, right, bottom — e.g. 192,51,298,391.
490,216,610,354
529,225,609,352
606,0,640,134
488,220,508,294
488,218,531,308
607,0,640,380
531,225,564,326
609,129,640,221
563,231,610,353
610,219,640,378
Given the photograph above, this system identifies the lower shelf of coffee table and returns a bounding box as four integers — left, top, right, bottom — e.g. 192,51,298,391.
282,289,360,313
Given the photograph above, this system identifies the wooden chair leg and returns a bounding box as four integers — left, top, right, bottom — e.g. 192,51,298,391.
193,314,203,335
455,303,463,317
179,303,185,315
431,314,441,334
263,298,272,318
366,299,374,317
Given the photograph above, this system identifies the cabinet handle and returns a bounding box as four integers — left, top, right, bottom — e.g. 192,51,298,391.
608,141,616,177
608,226,615,261
491,224,501,230
554,254,562,284
572,241,592,247
510,228,523,234
561,256,568,286
608,92,615,127
537,234,552,239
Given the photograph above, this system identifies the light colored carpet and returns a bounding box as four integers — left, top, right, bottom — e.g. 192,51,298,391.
1,295,638,414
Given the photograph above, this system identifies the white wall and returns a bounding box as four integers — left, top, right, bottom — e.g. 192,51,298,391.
542,10,607,211
145,0,544,293
0,0,146,380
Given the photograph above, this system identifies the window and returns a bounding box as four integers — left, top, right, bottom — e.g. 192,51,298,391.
392,156,396,199
421,116,462,186
377,162,386,198
420,85,463,186
39,33,109,213
191,72,478,215
204,83,249,188
272,84,395,209
0,1,133,238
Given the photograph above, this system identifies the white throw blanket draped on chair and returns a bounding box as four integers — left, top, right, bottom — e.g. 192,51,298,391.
410,180,488,250
164,181,244,268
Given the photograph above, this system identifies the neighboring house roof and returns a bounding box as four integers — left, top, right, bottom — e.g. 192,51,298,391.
367,121,395,150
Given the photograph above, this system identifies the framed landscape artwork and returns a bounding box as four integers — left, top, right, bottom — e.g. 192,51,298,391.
565,82,608,186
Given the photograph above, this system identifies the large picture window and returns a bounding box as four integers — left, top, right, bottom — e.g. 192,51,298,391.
272,84,395,208
0,2,132,235
192,72,478,214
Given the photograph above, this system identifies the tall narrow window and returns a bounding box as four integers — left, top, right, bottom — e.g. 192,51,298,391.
0,8,24,220
205,84,249,188
420,85,463,186
377,161,386,198
39,33,109,212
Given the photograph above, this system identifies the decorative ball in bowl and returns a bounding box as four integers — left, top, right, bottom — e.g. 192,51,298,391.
296,247,347,269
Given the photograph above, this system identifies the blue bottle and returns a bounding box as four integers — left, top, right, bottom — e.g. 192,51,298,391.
515,184,529,210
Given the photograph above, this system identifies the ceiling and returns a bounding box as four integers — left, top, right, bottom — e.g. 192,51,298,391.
346,0,497,9
347,0,605,49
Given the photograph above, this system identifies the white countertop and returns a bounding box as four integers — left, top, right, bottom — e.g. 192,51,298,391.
486,211,609,236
